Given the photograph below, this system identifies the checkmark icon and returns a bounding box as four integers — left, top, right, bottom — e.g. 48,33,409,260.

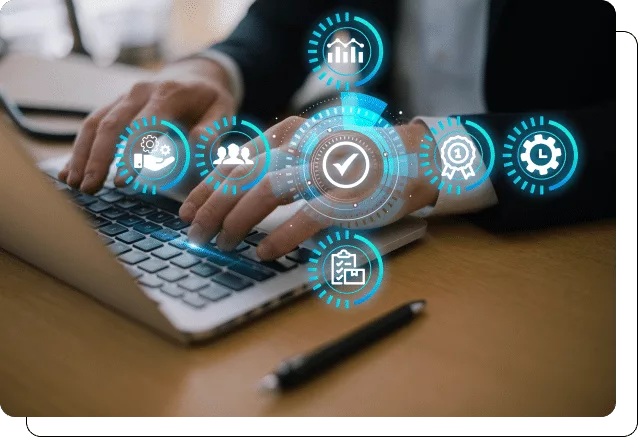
333,153,359,176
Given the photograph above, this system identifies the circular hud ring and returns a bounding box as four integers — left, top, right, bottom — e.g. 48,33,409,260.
114,116,190,195
277,93,410,227
194,116,270,195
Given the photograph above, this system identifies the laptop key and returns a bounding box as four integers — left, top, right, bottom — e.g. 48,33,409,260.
190,263,221,278
199,285,232,302
124,265,143,279
168,237,190,249
182,292,209,308
73,194,98,206
228,260,276,282
118,251,150,265
245,232,268,246
116,230,145,244
160,284,185,298
286,247,313,264
115,198,139,210
206,249,238,267
108,242,132,256
171,254,201,269
178,276,210,292
137,275,164,288
100,223,128,236
87,201,112,213
242,246,297,272
89,216,110,228
133,221,162,234
99,191,124,203
117,214,144,227
151,229,180,242
211,272,253,291
152,245,182,260
94,187,111,196
147,211,175,224
100,235,114,245
164,218,190,230
133,238,164,252
137,259,168,273
158,268,188,282
102,207,127,219
131,205,156,216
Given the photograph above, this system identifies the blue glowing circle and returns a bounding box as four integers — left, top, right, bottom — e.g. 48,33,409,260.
306,12,385,91
306,230,384,309
502,117,579,196
194,116,270,196
418,117,495,196
114,117,190,195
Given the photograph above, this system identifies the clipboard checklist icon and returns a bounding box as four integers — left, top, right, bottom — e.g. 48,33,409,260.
331,249,366,286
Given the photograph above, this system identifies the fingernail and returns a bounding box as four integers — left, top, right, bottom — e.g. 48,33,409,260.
215,231,236,252
256,241,275,261
179,202,196,221
188,223,207,245
79,172,95,192
67,170,80,187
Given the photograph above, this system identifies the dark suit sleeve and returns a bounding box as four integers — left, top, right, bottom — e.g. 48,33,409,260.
211,0,336,121
465,102,615,231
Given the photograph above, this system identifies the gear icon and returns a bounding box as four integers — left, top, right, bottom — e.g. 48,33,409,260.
159,144,171,156
140,135,158,153
520,134,562,176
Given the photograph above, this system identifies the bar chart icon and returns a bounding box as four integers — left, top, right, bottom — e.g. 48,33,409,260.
327,37,365,64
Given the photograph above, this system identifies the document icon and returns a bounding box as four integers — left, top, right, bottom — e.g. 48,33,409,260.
331,249,366,286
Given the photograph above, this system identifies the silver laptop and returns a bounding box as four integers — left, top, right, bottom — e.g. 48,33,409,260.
0,121,427,344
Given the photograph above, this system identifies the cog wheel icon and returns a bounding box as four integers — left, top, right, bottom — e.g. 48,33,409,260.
520,134,562,176
159,144,171,156
140,135,158,153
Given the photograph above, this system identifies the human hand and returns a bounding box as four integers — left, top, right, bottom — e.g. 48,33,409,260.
179,117,439,260
59,58,237,193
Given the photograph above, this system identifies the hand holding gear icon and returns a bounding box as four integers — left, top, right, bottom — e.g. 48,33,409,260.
520,134,562,176
140,135,158,153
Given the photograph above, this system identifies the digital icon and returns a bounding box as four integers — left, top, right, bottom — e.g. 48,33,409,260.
519,134,562,176
327,37,365,64
194,116,270,196
133,135,175,172
212,143,254,166
419,116,495,196
307,230,384,309
330,249,366,285
503,116,578,196
440,135,477,180
306,12,384,91
114,117,190,195
277,93,410,227
322,140,371,189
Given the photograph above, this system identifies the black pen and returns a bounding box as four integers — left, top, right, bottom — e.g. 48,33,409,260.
260,299,427,392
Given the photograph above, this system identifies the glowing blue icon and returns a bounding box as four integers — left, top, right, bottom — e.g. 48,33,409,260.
307,230,384,309
114,117,190,195
503,117,579,195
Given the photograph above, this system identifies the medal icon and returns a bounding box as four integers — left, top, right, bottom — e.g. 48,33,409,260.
440,135,477,180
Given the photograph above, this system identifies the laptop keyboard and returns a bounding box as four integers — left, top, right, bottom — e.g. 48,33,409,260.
48,178,313,310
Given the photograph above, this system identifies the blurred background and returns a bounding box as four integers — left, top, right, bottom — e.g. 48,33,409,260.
0,0,254,65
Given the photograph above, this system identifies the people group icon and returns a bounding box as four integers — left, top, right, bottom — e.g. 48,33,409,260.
213,143,254,166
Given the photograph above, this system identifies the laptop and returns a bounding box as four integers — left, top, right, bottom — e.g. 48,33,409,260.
0,120,427,343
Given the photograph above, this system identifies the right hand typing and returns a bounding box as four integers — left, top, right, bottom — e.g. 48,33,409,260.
59,58,237,194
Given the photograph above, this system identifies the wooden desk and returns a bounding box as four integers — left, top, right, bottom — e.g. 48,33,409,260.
0,134,615,416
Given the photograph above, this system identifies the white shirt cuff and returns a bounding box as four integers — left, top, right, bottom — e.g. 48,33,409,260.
192,49,245,107
410,116,498,217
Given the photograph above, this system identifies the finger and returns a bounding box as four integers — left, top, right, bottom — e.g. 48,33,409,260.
65,101,117,187
58,160,71,182
186,162,255,245
215,169,296,251
179,178,213,222
80,83,154,192
256,207,326,260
